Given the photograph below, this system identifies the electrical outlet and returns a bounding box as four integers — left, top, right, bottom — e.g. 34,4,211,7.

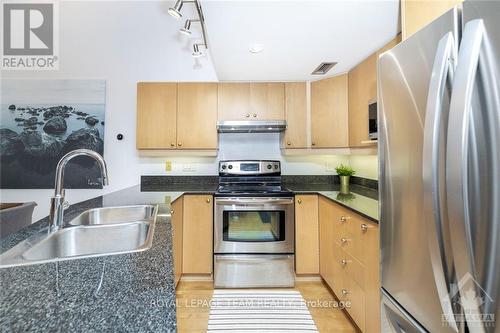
164,195,171,205
165,161,172,172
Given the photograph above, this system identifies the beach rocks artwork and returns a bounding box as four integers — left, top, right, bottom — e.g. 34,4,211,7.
1,79,106,189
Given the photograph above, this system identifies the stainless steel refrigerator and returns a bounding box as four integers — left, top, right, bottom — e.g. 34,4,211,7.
378,1,499,332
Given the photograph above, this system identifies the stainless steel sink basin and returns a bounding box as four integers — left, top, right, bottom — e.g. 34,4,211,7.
68,205,157,226
0,205,158,268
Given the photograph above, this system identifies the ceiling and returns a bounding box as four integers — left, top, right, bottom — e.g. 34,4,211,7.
199,0,400,81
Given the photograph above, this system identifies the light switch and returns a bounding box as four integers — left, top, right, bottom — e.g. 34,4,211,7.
165,160,172,172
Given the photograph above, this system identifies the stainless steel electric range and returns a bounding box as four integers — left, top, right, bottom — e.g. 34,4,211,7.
213,160,295,288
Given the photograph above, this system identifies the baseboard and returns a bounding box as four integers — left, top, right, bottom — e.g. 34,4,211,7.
180,274,214,282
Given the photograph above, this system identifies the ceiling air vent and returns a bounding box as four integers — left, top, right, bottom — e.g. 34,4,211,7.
311,62,337,75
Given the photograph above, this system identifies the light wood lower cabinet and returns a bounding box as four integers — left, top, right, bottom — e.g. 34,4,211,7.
182,195,213,275
171,196,183,287
319,196,380,332
295,194,319,274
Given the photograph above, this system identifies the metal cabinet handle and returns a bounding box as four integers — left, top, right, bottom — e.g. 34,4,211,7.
361,223,368,232
206,198,211,203
341,259,349,266
253,113,257,118
341,238,350,244
170,209,174,214
297,199,302,204
341,289,349,296
287,141,291,146
311,142,316,146
246,113,250,118
177,142,182,147
340,216,350,223
170,143,175,147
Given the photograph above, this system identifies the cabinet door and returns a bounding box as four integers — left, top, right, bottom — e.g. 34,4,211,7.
218,83,251,120
319,196,335,288
171,196,184,287
250,83,285,120
295,195,319,274
136,82,177,149
182,195,213,274
402,0,462,40
177,83,218,149
283,82,308,148
348,53,377,147
311,74,349,148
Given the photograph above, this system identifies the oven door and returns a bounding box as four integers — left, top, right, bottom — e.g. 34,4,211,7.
214,197,295,254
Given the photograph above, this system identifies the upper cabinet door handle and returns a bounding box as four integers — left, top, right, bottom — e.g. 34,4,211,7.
246,113,250,118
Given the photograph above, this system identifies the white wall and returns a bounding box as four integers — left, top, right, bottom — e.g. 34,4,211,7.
348,155,378,180
0,1,362,223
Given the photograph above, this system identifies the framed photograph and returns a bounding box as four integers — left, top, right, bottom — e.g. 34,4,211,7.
0,79,106,189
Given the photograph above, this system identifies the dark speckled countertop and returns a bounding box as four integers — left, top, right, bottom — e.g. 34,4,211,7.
1,176,378,332
0,185,210,333
286,183,379,223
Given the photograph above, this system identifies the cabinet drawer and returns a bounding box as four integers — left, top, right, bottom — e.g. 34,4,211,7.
331,242,346,298
346,216,378,265
338,245,365,290
344,277,366,332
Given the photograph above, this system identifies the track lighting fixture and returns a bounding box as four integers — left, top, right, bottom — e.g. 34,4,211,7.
168,0,209,57
192,44,203,57
180,19,192,35
168,0,183,19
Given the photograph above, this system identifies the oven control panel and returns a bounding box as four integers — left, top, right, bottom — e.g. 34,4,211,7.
219,160,281,175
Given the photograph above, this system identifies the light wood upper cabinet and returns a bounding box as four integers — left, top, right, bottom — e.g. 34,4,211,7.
218,83,251,120
402,0,462,40
177,83,218,149
136,83,177,149
218,82,285,121
295,194,319,275
171,196,184,287
348,35,401,147
283,82,308,148
182,195,213,275
250,83,285,120
348,53,377,147
311,74,349,148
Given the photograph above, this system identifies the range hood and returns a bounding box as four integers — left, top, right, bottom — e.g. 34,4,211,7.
217,120,287,133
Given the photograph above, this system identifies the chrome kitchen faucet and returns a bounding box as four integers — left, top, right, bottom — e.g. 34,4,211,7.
49,149,109,232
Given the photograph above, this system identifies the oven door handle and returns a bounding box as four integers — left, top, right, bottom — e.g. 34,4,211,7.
215,198,294,205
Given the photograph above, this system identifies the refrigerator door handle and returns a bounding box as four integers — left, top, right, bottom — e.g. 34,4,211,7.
446,19,494,333
422,32,459,332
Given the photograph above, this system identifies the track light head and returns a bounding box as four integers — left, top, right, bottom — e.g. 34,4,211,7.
168,0,183,19
192,44,203,57
180,20,192,35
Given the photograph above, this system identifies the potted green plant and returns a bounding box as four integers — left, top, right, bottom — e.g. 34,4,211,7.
335,164,356,194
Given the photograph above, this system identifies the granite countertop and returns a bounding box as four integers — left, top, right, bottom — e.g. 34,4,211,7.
0,185,196,333
0,177,378,332
286,183,379,222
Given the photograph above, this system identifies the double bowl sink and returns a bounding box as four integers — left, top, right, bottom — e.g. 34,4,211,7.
0,205,158,268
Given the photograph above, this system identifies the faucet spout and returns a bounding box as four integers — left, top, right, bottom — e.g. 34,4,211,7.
50,149,109,231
